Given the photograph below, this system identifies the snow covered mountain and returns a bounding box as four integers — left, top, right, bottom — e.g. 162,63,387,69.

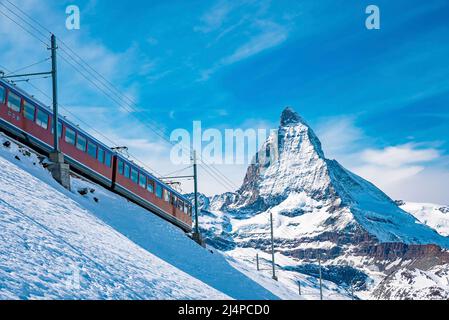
193,107,449,300
399,201,449,237
0,133,300,300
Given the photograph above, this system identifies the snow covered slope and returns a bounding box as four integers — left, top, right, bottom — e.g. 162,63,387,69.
0,134,290,300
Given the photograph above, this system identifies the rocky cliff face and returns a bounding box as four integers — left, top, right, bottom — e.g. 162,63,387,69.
190,107,449,299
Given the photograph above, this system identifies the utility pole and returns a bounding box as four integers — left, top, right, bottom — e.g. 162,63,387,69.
159,154,201,242
0,34,69,189
270,211,278,281
256,253,260,271
50,34,59,152
318,253,323,300
47,34,70,190
192,150,203,246
350,279,355,300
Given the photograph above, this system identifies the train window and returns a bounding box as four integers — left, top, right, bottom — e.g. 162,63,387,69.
139,174,146,188
147,179,154,193
131,168,138,183
105,153,112,167
183,203,188,214
36,110,49,129
97,148,105,163
155,184,163,198
65,127,76,145
87,141,97,158
164,190,170,202
124,163,130,178
52,122,63,138
0,86,5,104
76,135,87,152
7,91,21,112
24,102,35,121
118,160,124,175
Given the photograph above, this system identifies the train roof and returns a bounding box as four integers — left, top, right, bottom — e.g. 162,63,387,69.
0,78,191,204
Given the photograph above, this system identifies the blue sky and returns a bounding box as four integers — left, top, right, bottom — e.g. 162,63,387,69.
0,0,448,202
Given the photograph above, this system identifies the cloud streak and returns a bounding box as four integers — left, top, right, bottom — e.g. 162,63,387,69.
360,144,440,168
316,116,448,203
199,20,289,81
194,0,236,33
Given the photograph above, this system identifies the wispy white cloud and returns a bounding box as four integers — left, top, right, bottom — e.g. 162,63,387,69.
360,144,440,168
194,0,236,33
316,116,449,203
0,0,144,105
199,20,289,81
316,116,366,159
352,144,442,197
221,20,288,65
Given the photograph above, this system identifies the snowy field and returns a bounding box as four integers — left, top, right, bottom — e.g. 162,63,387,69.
0,134,296,300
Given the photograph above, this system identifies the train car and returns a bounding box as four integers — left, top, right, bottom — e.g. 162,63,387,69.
0,78,114,188
112,154,193,231
0,78,193,232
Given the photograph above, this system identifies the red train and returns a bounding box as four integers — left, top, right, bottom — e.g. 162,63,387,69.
0,78,193,232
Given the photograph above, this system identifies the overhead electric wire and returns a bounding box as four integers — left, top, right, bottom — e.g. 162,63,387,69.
9,76,51,85
54,42,238,190
0,3,239,192
27,84,164,178
3,0,52,36
161,165,193,178
4,57,50,77
8,71,165,178
0,1,48,40
0,7,48,47
56,49,238,191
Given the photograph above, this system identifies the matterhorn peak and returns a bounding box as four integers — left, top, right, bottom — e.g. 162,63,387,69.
221,108,449,250
280,107,307,127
